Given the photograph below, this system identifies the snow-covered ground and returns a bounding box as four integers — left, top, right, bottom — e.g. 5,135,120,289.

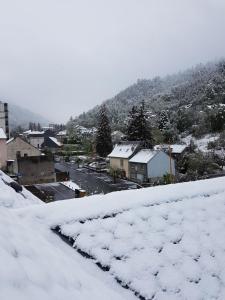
182,134,220,152
1,170,225,299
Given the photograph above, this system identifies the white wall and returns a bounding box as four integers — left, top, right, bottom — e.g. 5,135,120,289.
147,151,175,178
28,136,44,148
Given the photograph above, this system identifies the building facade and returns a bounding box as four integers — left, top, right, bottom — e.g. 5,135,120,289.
0,101,9,139
0,128,7,170
129,149,176,183
26,132,45,149
108,142,140,178
17,156,56,185
7,137,41,174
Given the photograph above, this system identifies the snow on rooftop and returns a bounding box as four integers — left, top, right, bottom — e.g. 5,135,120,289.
57,130,67,136
61,181,81,191
49,136,62,147
108,143,139,159
6,137,14,144
1,168,225,299
0,127,7,139
129,149,158,163
0,172,135,300
24,130,45,135
49,178,225,300
154,144,187,154
0,171,42,209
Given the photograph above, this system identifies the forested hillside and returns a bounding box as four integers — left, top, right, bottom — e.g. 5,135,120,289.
72,59,225,139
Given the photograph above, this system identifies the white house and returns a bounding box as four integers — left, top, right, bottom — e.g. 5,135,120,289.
129,149,175,183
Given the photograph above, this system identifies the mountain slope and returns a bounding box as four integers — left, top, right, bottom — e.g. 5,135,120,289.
73,60,225,134
9,103,50,129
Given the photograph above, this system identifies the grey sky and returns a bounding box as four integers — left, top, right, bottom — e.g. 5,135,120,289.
0,0,224,123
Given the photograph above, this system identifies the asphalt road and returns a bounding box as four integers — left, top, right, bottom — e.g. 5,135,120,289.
55,162,119,195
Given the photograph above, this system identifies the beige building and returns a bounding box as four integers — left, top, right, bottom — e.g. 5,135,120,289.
108,142,140,178
7,136,41,174
0,128,7,170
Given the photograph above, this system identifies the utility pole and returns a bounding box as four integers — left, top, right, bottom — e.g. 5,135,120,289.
168,144,173,183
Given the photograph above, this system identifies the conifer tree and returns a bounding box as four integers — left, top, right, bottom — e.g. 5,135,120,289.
96,105,112,157
158,110,169,131
127,101,152,148
127,106,139,141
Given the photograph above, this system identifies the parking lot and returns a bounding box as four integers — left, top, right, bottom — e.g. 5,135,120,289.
55,162,139,196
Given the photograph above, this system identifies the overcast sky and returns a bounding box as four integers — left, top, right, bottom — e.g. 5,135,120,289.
0,0,224,123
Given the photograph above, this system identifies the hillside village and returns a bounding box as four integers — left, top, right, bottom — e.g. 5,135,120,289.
1,0,225,298
1,65,225,299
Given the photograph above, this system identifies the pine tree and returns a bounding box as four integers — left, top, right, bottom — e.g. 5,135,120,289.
158,110,169,131
37,123,41,131
127,101,152,147
127,106,139,141
96,105,112,157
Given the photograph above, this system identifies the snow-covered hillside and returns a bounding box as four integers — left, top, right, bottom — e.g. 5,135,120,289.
183,134,220,153
0,171,225,299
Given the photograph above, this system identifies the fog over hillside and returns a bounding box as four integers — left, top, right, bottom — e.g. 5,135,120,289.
73,59,225,136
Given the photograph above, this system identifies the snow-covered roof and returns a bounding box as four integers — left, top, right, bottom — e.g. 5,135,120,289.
6,137,14,144
24,130,45,136
108,143,139,159
49,136,62,147
1,167,225,299
57,130,67,136
154,144,187,154
0,171,41,209
26,176,225,300
0,127,7,139
170,144,187,154
0,171,134,300
61,180,81,191
129,149,159,163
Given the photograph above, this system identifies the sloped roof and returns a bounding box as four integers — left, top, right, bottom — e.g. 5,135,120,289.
1,169,225,300
108,143,139,159
24,130,45,135
129,149,159,163
49,136,62,147
6,137,14,144
0,171,134,300
6,136,41,152
42,177,225,300
0,171,41,208
0,128,7,139
154,144,187,154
